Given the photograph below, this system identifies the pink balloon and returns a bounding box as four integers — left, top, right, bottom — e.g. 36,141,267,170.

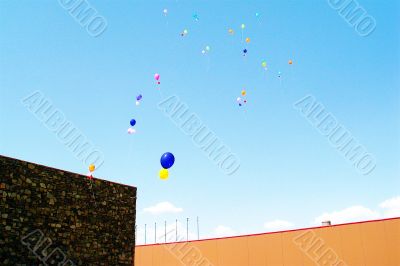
154,73,160,81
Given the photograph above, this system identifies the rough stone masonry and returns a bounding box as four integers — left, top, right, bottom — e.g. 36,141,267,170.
0,155,136,265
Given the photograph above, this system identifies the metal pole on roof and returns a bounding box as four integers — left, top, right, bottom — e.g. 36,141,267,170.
176,219,178,241
186,218,189,241
164,220,167,243
155,222,157,244
197,216,199,240
145,224,147,244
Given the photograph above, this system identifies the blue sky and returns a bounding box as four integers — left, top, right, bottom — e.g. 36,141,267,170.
1,0,399,244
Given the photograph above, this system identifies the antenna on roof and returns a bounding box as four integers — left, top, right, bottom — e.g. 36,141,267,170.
155,222,157,243
186,218,189,241
197,216,199,240
176,219,178,241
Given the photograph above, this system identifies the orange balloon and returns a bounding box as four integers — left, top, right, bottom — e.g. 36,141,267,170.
288,59,293,65
245,37,250,43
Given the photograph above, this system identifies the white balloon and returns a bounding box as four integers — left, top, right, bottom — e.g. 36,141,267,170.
127,128,136,134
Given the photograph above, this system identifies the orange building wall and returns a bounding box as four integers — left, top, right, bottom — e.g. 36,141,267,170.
134,217,400,266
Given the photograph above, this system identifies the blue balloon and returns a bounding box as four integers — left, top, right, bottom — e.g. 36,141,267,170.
130,119,136,126
160,152,175,169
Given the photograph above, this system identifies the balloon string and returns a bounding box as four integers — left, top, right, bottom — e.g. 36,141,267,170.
279,78,285,97
130,131,133,154
88,178,97,208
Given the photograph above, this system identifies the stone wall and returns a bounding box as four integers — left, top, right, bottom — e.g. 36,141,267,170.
0,155,136,265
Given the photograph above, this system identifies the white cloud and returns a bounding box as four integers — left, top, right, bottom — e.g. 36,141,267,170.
213,225,237,238
379,196,400,218
143,202,183,215
314,205,380,225
264,220,294,231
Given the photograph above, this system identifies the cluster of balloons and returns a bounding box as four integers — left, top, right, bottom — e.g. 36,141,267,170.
128,119,137,134
227,24,250,56
236,97,247,106
241,23,250,55
136,94,143,106
88,164,95,179
130,11,293,183
236,89,247,106
154,73,160,85
181,29,188,37
279,59,293,78
261,61,267,70
201,45,211,55
228,24,244,34
260,59,292,74
159,152,175,180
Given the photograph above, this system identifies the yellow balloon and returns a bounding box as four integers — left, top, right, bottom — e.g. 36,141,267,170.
261,61,267,68
159,169,169,180
228,29,234,34
241,90,246,96
89,164,95,172
245,37,250,43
